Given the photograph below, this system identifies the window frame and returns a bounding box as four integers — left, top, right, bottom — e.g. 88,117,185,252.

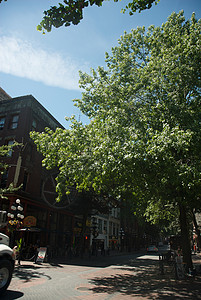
6,139,15,157
10,114,19,129
0,116,6,130
31,119,37,131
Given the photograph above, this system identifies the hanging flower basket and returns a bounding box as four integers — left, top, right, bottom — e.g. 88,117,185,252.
8,219,23,232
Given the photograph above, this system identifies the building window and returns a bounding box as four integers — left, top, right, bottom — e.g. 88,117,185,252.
98,219,103,234
104,220,107,234
10,115,19,129
26,144,33,162
31,119,37,131
23,172,28,191
0,171,8,188
7,140,15,157
0,117,6,130
113,223,116,236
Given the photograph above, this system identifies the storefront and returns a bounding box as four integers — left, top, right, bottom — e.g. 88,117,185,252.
109,236,119,250
1,194,74,258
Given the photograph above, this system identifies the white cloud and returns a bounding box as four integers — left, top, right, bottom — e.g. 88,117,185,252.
0,36,83,91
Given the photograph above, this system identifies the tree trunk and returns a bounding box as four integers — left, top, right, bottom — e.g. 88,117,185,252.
179,203,193,270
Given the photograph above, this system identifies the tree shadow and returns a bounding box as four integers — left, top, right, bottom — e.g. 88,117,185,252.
13,265,52,282
48,257,116,268
88,258,201,299
0,263,53,299
49,252,144,268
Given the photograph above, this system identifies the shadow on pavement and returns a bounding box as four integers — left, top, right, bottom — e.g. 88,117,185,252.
49,252,144,268
88,258,201,299
13,264,52,282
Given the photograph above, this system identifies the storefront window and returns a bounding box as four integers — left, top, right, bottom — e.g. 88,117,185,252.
25,204,47,229
98,219,103,234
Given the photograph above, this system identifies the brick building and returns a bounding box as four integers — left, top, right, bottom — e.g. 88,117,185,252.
0,89,75,257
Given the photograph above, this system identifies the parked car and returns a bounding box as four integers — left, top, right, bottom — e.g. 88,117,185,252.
158,243,171,254
147,245,158,253
0,233,15,294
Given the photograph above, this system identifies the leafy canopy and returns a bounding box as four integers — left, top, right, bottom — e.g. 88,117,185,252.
31,11,201,223
0,0,159,33
9,0,159,33
37,0,159,33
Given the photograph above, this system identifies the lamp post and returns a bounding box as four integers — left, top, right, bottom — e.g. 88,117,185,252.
119,228,125,252
7,199,24,247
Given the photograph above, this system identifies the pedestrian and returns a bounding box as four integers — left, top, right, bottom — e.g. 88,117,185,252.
34,240,40,263
18,244,23,265
17,239,25,266
177,246,182,256
13,245,18,261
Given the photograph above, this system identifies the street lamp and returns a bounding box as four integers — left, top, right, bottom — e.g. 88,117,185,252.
7,198,24,247
119,228,125,252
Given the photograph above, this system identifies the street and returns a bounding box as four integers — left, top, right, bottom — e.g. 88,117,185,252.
2,252,201,300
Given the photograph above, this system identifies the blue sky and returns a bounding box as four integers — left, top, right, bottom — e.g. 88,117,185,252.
0,0,200,128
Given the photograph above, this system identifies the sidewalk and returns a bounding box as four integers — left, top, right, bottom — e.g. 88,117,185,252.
6,250,201,300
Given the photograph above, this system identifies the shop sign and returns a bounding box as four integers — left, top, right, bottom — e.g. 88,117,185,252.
36,247,47,263
24,216,37,227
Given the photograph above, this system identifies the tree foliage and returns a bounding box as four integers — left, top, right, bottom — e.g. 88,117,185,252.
0,0,159,33
35,0,159,33
0,144,19,198
0,0,160,32
31,11,201,267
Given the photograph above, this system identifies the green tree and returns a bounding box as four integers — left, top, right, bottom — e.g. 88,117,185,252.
0,144,19,198
37,0,159,33
0,0,160,32
31,11,201,269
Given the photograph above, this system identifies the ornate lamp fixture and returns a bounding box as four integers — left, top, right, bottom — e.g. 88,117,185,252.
7,199,24,231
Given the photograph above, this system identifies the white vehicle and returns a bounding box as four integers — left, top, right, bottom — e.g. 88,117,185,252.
0,233,15,294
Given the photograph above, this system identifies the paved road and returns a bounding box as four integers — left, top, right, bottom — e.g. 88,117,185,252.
2,252,201,300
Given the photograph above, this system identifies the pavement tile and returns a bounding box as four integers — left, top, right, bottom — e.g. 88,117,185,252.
3,251,201,299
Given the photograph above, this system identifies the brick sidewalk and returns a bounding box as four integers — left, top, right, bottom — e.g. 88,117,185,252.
3,252,201,299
